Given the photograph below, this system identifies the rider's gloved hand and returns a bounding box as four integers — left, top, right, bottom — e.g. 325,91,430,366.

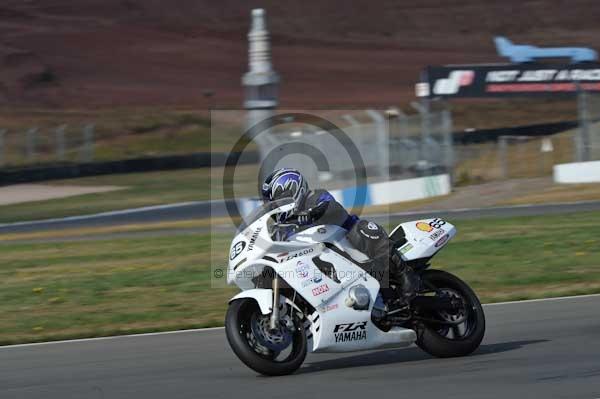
296,211,312,225
295,201,329,226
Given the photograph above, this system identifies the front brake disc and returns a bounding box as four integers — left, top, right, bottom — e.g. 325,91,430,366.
250,313,293,352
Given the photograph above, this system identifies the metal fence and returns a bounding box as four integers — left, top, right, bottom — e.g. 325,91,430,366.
453,92,600,183
252,105,454,192
577,91,600,163
0,124,95,167
4,92,600,185
251,92,600,189
453,133,575,183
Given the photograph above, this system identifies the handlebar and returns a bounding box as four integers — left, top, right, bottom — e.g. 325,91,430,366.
274,222,300,228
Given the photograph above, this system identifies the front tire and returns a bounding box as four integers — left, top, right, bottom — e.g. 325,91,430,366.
415,269,485,358
225,298,307,376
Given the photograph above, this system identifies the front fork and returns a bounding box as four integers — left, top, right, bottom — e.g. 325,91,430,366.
269,274,280,330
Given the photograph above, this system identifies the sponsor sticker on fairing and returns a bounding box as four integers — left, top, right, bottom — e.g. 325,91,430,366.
429,229,446,241
435,234,450,248
295,261,310,279
416,222,433,232
246,227,262,251
324,303,338,312
282,248,315,262
312,284,329,296
399,243,413,254
301,272,324,288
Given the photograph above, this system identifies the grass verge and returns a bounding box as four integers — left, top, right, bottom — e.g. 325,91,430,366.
1,211,600,345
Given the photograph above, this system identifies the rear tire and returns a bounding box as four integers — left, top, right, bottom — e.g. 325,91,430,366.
225,298,307,376
415,269,485,358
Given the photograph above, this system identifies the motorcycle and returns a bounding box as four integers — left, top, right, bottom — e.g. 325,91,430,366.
224,198,485,376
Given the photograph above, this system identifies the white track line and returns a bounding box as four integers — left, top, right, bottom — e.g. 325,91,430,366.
0,201,204,229
2,293,599,350
482,292,600,306
3,199,600,230
0,327,225,349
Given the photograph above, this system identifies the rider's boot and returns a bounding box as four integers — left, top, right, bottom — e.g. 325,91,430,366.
386,252,418,312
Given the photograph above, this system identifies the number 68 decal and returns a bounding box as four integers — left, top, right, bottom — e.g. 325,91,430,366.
230,241,246,260
429,218,446,229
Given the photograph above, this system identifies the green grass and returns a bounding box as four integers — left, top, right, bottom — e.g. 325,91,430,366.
0,233,236,345
0,164,260,223
1,211,600,345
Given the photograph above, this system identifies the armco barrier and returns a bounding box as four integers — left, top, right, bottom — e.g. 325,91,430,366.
0,151,259,186
453,120,578,145
329,174,451,208
235,175,451,219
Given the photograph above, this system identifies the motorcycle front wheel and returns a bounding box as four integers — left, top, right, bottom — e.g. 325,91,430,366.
225,298,307,376
415,269,485,358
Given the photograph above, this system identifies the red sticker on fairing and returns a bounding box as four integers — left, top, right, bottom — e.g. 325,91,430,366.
312,284,329,296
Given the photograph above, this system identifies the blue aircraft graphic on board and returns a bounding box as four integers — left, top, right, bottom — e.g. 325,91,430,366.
494,36,598,63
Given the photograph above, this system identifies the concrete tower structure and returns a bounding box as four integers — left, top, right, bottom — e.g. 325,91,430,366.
243,9,280,180
243,9,280,110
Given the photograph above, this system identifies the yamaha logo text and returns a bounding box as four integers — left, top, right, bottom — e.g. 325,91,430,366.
333,321,367,343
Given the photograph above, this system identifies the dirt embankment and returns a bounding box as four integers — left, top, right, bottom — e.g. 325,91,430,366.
0,0,599,113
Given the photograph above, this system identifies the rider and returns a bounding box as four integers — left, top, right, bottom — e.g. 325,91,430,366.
261,168,416,307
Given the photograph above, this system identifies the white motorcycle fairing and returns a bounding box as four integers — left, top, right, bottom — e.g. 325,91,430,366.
227,201,417,353
230,289,277,315
391,217,457,261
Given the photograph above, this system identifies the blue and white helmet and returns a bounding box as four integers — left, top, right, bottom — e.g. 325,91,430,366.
261,168,308,204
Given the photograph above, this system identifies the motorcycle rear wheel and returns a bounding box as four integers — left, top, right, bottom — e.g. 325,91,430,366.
225,298,307,376
415,269,485,357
